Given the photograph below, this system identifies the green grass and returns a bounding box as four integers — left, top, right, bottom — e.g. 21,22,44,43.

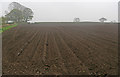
0,24,18,33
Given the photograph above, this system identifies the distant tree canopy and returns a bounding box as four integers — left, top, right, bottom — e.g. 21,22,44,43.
5,9,23,22
99,17,107,22
5,2,34,23
73,18,80,22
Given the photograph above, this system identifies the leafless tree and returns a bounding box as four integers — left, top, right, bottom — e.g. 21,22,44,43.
99,17,107,22
73,18,80,22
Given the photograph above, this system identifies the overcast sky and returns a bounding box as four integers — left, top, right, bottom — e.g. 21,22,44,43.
0,0,119,22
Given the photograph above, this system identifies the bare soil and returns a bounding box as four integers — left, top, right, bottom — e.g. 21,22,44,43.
2,22,118,75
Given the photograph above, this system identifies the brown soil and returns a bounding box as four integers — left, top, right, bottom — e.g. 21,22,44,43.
2,22,118,75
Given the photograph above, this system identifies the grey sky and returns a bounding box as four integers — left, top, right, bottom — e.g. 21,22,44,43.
0,0,119,22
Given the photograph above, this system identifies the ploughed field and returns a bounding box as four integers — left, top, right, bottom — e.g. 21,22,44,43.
2,22,118,75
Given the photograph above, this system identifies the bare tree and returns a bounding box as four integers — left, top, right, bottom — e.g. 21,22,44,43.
73,18,80,22
99,17,107,22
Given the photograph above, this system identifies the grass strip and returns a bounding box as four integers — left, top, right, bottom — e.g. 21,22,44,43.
0,24,17,33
